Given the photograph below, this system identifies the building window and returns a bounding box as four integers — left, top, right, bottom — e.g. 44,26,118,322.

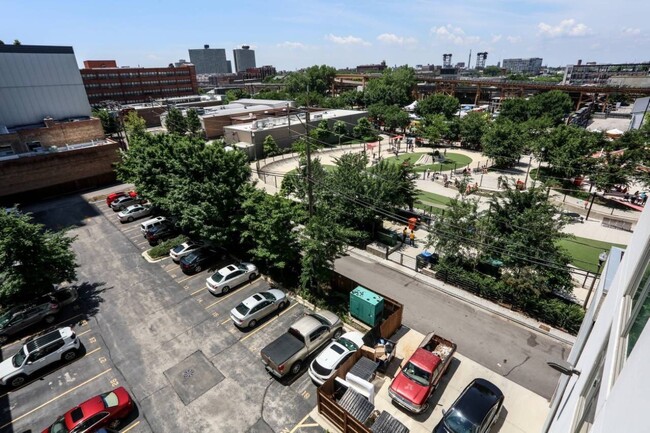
622,252,650,357
572,348,605,433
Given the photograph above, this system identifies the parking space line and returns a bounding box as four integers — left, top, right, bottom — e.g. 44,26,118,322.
77,329,92,337
177,273,203,284
0,368,113,429
136,239,149,246
288,414,311,433
191,287,205,296
121,420,141,433
221,317,231,325
241,303,298,342
203,280,255,309
122,226,140,233
165,263,177,270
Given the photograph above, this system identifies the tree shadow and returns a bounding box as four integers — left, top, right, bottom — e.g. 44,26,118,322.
21,194,101,231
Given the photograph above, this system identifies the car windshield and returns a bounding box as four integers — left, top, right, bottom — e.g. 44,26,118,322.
0,310,13,326
172,244,185,253
12,348,27,368
235,303,250,316
402,361,431,386
212,272,225,282
337,337,359,352
101,391,120,408
443,408,478,433
48,417,70,433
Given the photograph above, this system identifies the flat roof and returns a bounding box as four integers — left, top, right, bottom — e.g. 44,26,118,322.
224,109,367,132
200,104,275,118
0,44,74,54
234,98,292,105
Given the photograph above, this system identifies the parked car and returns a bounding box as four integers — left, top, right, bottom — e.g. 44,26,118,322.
117,204,152,223
140,216,168,236
261,310,343,378
0,327,80,387
42,386,135,433
105,191,136,207
0,299,60,344
110,195,145,212
42,284,78,308
308,331,365,385
433,378,504,433
206,263,258,294
145,224,178,246
179,248,227,274
169,240,205,262
230,289,288,328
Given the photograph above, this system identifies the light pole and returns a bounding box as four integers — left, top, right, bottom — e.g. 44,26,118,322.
584,251,608,309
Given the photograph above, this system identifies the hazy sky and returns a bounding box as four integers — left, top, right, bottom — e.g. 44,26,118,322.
2,0,649,70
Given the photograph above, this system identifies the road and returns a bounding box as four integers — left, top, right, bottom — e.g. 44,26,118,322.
334,254,570,399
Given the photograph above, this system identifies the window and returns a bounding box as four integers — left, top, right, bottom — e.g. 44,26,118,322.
622,252,650,357
309,326,328,342
573,349,605,433
42,340,65,356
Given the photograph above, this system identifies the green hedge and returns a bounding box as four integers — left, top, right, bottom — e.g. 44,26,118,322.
434,259,584,334
148,235,187,259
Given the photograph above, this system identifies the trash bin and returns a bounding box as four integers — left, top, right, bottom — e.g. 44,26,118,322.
408,217,418,230
417,250,439,269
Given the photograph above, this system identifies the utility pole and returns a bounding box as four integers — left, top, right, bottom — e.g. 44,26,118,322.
523,156,532,187
304,109,314,218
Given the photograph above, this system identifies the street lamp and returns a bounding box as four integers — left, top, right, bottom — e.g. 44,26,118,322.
583,251,608,309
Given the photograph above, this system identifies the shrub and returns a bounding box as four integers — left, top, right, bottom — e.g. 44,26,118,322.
148,235,186,259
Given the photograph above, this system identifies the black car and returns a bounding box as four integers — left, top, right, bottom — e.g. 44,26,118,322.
433,378,504,433
145,224,178,245
179,248,227,273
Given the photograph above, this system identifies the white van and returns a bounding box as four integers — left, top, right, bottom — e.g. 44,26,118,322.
140,216,167,236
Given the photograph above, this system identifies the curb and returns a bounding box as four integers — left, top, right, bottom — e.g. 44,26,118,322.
347,248,576,346
141,250,167,263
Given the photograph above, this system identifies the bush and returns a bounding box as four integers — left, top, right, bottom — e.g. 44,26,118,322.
148,235,186,259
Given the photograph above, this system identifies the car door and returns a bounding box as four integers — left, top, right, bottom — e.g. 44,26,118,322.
480,404,499,433
307,326,329,350
71,412,111,433
42,339,65,363
228,270,245,287
253,300,273,320
24,349,47,375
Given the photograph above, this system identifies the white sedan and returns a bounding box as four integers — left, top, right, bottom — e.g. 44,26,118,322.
117,204,151,223
169,240,205,262
308,331,365,385
230,289,288,328
206,263,258,295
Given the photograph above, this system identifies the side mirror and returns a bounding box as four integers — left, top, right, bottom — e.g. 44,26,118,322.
26,361,33,365
441,408,447,416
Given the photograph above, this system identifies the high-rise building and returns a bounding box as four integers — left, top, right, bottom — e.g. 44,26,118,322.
188,44,228,74
80,61,198,105
233,46,256,73
0,44,92,129
502,57,543,74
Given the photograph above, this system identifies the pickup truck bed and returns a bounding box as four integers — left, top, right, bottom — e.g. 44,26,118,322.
261,333,303,367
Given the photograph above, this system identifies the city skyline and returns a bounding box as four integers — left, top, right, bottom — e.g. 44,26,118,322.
2,0,649,71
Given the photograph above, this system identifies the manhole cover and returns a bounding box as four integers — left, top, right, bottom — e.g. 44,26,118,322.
164,351,224,405
183,369,195,379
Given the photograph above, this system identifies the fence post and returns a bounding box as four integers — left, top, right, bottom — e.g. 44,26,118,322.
400,253,403,265
582,271,589,288
479,174,484,187
274,176,278,188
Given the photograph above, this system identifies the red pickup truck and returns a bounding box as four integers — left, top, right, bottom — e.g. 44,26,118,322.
388,332,457,413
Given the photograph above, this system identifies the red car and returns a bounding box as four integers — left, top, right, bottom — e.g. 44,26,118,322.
105,191,137,207
42,387,134,433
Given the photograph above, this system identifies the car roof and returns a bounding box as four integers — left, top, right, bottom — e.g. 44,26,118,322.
26,328,67,353
218,264,239,276
242,293,265,309
291,315,325,335
67,394,105,428
452,378,503,424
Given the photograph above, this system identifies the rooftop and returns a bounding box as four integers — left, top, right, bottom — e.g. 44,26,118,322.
225,109,367,132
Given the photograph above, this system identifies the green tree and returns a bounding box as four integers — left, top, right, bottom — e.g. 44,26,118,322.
415,94,460,119
352,117,376,141
333,120,348,145
92,108,119,135
123,111,147,139
481,119,524,167
427,197,482,263
499,98,531,123
419,114,450,146
534,125,602,178
460,111,490,150
263,135,280,157
310,119,331,143
363,66,415,107
165,107,187,135
0,210,77,304
339,90,364,108
224,88,251,103
483,66,502,77
185,109,203,138
13,39,21,45
285,65,337,97
529,90,574,126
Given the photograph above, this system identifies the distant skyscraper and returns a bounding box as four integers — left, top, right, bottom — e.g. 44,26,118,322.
233,46,256,73
188,44,228,74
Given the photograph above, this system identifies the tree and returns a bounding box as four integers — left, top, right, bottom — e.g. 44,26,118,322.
123,111,147,139
224,88,251,103
529,90,574,126
310,119,331,144
263,135,280,157
0,210,77,304
415,94,460,119
427,197,482,263
352,117,376,141
363,66,415,107
285,65,337,97
499,98,531,123
240,189,303,280
185,109,203,138
481,119,524,167
13,39,21,45
339,90,364,108
165,107,187,135
419,114,450,146
333,120,348,144
92,109,119,135
460,112,490,150
533,125,602,178
483,66,502,77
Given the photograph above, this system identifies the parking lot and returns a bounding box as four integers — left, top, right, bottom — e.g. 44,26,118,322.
1,192,326,433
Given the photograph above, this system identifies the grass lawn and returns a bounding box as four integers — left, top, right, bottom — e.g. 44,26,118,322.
416,190,453,207
386,152,472,173
558,236,627,273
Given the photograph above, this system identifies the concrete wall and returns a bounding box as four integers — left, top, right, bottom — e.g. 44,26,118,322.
0,118,105,153
0,142,121,202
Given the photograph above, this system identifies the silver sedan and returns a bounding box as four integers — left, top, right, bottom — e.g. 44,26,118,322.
230,289,288,328
117,204,152,222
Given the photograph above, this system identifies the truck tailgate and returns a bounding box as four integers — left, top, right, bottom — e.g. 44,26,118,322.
261,333,304,368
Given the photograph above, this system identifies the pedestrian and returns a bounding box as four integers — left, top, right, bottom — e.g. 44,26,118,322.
444,148,447,156
409,230,415,246
402,227,408,243
584,199,589,209
422,171,426,180
426,169,431,179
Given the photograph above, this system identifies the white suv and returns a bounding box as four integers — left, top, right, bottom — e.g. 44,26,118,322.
0,327,80,387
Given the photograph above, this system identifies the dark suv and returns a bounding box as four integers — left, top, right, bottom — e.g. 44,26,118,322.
179,248,227,274
0,299,60,344
145,224,178,245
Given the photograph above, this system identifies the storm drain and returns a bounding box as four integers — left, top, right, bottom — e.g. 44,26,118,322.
164,350,224,405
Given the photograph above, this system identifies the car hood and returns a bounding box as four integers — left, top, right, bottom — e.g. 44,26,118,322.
0,356,18,378
314,342,348,370
390,370,429,406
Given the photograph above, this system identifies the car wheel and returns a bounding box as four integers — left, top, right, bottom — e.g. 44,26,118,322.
290,360,302,375
248,273,257,282
127,216,134,222
10,375,26,388
43,315,55,324
222,286,230,294
108,419,121,429
333,328,343,339
0,335,8,344
62,350,78,362
195,265,202,273
248,319,257,328
279,301,288,310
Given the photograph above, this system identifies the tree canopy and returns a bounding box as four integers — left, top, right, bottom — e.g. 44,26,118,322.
415,94,460,119
362,66,415,107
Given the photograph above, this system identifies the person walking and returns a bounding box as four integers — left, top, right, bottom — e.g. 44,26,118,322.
402,227,408,243
409,230,415,246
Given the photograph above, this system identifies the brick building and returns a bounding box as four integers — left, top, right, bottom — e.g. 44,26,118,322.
80,61,198,105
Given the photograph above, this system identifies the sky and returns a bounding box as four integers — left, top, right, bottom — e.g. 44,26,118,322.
2,0,649,71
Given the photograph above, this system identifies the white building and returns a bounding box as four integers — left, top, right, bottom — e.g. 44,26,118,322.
544,205,650,433
502,57,543,75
